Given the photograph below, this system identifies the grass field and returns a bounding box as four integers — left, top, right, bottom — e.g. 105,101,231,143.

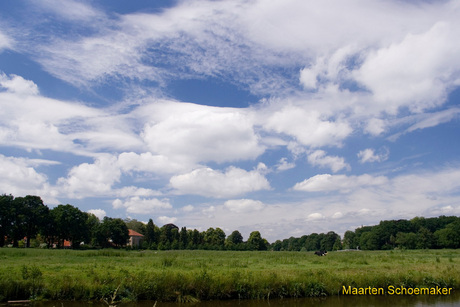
0,248,458,303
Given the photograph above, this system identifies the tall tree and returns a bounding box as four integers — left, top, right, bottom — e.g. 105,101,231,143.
179,226,188,249
145,219,157,247
0,194,14,247
225,230,243,250
434,220,460,248
304,233,320,251
51,204,89,248
109,218,129,247
320,231,340,251
19,196,49,248
247,231,267,251
96,217,129,248
343,230,356,249
10,196,27,247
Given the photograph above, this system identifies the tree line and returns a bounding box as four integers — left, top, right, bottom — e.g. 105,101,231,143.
1,194,459,250
272,215,460,251
342,215,460,250
0,194,268,250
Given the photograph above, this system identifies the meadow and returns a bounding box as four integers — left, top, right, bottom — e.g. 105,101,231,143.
0,248,458,303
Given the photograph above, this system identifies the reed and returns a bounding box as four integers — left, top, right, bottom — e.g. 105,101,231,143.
0,249,458,302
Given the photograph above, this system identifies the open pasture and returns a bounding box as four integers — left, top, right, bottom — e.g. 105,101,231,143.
0,249,458,302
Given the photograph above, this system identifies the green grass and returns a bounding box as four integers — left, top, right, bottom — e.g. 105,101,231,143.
0,249,458,302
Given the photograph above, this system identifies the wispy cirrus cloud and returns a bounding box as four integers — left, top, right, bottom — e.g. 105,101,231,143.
0,30,13,51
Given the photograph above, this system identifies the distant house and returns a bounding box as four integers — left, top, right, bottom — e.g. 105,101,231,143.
128,229,144,248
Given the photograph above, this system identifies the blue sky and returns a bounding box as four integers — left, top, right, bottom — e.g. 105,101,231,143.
1,0,460,241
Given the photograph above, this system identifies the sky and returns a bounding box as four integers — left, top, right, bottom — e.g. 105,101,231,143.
1,0,460,242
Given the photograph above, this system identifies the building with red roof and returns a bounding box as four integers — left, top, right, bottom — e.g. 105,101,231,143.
128,229,144,248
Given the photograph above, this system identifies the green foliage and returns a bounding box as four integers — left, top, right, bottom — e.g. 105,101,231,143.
51,204,89,248
2,193,460,253
434,220,460,248
247,231,268,251
124,218,146,235
348,216,460,251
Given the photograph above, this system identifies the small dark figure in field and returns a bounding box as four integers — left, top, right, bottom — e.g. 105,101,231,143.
314,250,328,256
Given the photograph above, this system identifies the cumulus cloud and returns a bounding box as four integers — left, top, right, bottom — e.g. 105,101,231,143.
157,216,177,225
332,212,343,219
353,21,460,114
306,213,325,221
117,152,192,175
262,105,352,148
57,155,121,198
112,197,172,215
140,101,264,164
0,75,140,154
293,174,388,193
0,154,58,203
170,166,270,198
224,199,265,213
88,209,106,220
182,205,194,212
357,148,389,163
365,118,386,136
0,73,39,96
275,157,295,172
307,150,350,173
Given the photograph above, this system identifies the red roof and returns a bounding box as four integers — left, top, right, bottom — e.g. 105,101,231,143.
128,229,144,237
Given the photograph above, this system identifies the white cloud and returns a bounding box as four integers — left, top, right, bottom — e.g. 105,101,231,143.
275,157,295,172
293,174,388,193
0,30,13,51
353,21,460,114
57,155,121,198
88,209,106,220
0,73,39,96
112,197,172,215
157,216,177,225
182,205,194,212
140,101,264,164
306,213,325,221
170,166,270,198
357,148,389,163
114,186,161,198
10,0,459,152
406,108,460,133
118,152,192,175
332,212,343,219
299,67,317,90
49,2,459,87
224,199,265,214
36,0,103,21
0,154,58,203
262,104,352,148
178,167,460,241
365,118,386,136
2,0,460,242
0,154,48,192
307,150,350,173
